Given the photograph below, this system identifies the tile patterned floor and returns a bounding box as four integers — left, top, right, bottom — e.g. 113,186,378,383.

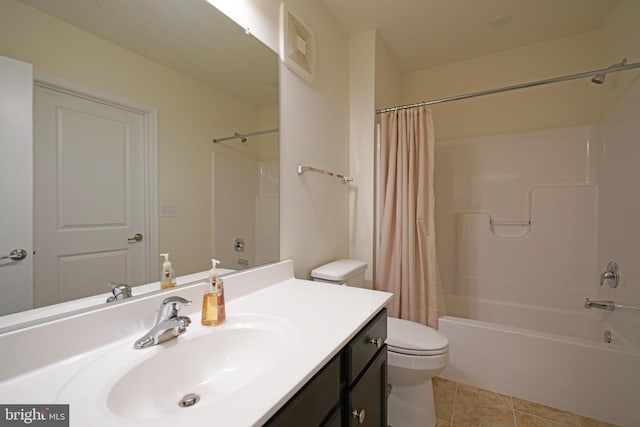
433,377,619,427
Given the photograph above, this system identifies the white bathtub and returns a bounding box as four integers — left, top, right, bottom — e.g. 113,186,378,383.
439,295,640,426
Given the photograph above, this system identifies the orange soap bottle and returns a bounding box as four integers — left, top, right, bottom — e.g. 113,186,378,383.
201,259,226,326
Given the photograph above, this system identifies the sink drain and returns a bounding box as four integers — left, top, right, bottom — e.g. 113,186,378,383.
179,393,200,408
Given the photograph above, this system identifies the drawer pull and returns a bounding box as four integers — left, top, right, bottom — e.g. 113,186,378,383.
352,409,366,424
367,337,382,348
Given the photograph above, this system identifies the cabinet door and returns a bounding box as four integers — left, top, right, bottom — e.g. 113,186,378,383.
347,346,387,427
324,406,342,427
265,354,341,426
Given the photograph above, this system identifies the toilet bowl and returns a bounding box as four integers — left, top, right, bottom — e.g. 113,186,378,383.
386,316,449,427
310,259,450,427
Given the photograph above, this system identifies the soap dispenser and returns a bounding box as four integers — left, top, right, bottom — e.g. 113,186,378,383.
159,253,176,289
201,259,226,326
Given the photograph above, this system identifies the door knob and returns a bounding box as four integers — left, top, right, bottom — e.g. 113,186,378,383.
352,409,366,424
128,233,144,243
1,248,28,261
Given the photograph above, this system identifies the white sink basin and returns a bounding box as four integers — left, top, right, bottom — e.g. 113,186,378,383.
56,313,297,422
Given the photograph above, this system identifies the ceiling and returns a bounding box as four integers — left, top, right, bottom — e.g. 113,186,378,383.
19,0,620,100
19,0,278,108
322,0,619,72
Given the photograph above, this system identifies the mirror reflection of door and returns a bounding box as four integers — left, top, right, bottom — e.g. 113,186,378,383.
32,82,151,308
0,55,33,316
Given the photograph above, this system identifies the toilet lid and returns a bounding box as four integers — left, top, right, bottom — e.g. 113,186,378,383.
310,259,367,282
386,317,448,356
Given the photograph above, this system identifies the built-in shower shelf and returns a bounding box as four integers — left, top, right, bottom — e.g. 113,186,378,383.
489,219,531,226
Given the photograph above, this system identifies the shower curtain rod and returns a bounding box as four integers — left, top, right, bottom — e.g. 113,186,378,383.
375,60,640,114
212,127,279,143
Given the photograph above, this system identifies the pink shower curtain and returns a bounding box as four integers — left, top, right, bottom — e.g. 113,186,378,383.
375,106,439,328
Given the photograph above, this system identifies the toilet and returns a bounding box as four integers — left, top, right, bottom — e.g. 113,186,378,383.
311,259,449,427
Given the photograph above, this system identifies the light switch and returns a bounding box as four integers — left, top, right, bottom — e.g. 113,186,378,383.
160,204,179,217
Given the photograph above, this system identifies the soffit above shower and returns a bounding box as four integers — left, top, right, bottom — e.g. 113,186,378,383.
322,0,619,72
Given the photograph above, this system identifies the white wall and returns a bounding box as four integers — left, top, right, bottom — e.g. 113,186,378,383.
210,0,351,278
348,30,376,286
346,30,403,287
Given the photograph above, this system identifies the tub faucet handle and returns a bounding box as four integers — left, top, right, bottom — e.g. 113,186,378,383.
599,261,619,288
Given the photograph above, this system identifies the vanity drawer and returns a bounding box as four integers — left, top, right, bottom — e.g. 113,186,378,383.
344,308,387,385
265,353,341,426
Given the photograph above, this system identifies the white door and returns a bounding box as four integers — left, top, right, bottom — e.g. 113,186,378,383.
34,85,148,307
0,56,34,316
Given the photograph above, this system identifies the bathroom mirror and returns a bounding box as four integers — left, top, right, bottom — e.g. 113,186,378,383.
0,0,279,326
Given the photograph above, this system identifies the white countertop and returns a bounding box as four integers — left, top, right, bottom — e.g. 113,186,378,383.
0,260,392,426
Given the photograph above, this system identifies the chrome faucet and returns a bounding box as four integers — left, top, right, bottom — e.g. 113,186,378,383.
134,296,192,349
106,282,132,303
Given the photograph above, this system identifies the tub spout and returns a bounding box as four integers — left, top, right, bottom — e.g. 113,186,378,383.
584,298,615,311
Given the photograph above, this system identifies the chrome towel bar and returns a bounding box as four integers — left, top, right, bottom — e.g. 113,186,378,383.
297,163,353,184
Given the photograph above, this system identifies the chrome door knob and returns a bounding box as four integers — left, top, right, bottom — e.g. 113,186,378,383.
352,409,366,424
1,248,27,261
128,233,144,243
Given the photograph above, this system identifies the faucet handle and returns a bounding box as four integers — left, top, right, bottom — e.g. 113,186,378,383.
157,296,192,322
599,261,620,288
161,296,192,306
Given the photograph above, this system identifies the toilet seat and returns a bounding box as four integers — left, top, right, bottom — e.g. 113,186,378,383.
387,317,448,356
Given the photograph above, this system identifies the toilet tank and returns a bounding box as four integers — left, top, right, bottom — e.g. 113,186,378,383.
310,259,367,287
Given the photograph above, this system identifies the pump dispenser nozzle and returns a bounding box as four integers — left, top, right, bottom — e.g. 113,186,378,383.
159,253,176,289
211,258,221,280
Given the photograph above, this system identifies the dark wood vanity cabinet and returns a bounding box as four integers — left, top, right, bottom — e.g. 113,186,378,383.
265,309,387,427
344,309,387,427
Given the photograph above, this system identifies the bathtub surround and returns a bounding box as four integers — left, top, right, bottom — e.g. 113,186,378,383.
435,79,640,427
376,106,439,327
212,154,279,270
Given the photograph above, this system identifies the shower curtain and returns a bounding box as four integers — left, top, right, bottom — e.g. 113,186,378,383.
375,106,439,327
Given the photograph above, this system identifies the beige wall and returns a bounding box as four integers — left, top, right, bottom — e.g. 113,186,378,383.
211,0,351,278
345,30,404,286
400,0,640,141
601,0,640,113
0,0,265,278
258,104,280,161
374,33,402,111
347,30,376,286
402,30,604,140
